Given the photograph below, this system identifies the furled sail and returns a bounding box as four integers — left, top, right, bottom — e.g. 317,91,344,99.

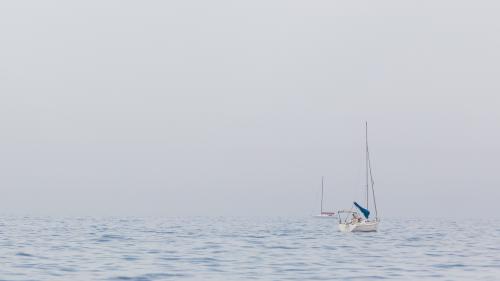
354,201,370,219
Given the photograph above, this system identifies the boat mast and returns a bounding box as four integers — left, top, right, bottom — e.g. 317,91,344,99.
365,122,369,209
366,122,379,220
321,176,324,214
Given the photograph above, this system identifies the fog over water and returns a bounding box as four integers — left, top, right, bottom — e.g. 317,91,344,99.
0,1,499,217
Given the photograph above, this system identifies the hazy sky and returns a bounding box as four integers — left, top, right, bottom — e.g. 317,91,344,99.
1,1,499,218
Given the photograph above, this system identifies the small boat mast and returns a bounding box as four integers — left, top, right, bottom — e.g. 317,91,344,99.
315,176,336,218
320,176,324,214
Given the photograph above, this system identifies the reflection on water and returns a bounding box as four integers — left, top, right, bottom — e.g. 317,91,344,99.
0,216,498,280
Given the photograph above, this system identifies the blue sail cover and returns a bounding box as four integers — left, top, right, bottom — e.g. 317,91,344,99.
354,202,370,219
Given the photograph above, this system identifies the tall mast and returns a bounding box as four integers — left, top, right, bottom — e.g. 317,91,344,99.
365,121,369,209
366,122,379,220
320,176,324,213
368,141,379,220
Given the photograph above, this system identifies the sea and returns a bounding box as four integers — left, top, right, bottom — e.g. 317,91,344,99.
0,216,498,280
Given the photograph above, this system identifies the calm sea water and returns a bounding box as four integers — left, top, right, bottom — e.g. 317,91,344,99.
0,216,498,280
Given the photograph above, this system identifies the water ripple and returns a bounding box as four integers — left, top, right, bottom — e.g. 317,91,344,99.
0,216,498,280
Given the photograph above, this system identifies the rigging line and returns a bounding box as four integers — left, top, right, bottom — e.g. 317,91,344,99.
367,148,378,219
365,121,369,209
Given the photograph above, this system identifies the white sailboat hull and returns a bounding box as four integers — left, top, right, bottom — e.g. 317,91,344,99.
338,220,378,232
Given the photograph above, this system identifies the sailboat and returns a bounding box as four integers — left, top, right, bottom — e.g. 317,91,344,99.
314,176,336,218
338,122,379,232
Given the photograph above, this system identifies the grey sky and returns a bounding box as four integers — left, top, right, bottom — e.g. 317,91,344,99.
1,1,499,217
